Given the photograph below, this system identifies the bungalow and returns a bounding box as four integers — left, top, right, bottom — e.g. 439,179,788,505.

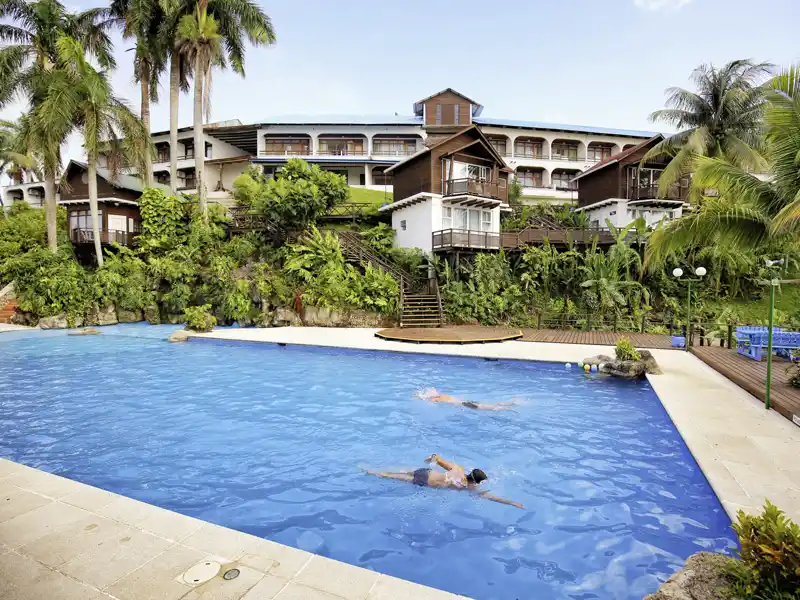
379,125,511,253
573,135,689,228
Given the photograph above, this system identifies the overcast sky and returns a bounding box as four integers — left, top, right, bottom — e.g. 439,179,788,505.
3,0,799,162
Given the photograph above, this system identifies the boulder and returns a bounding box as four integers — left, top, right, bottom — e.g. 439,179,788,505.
86,304,118,326
273,307,302,327
117,308,144,323
144,305,160,325
255,309,275,328
644,552,732,600
68,328,101,336
582,351,662,379
168,330,191,343
165,313,185,325
10,311,36,326
301,305,345,327
38,314,69,329
345,310,395,328
640,350,663,375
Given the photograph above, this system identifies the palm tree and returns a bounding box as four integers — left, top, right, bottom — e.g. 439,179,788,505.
0,118,39,185
111,0,167,187
0,0,116,252
33,36,151,266
645,65,800,268
160,0,275,200
642,59,772,196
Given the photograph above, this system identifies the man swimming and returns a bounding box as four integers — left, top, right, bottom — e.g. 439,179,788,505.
366,454,525,509
415,388,522,411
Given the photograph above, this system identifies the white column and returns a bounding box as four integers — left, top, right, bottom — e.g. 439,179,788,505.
509,135,517,158
310,133,319,156
364,164,372,187
365,134,373,157
544,138,552,160
543,168,551,188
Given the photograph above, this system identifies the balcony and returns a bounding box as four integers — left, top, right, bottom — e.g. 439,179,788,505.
179,178,197,190
258,148,311,157
629,184,689,201
444,178,503,200
372,148,417,157
432,229,500,251
71,228,139,247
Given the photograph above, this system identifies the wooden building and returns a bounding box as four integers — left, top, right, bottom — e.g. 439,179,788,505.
573,135,689,228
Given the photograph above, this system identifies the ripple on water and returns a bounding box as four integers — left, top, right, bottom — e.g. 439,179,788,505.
0,326,738,600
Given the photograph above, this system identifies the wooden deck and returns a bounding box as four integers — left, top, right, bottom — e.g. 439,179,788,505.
375,326,522,344
520,329,674,349
691,346,800,424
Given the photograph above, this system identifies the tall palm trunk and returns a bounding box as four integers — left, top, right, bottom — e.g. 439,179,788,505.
140,65,153,188
193,52,206,215
169,52,180,194
44,170,57,253
86,152,104,267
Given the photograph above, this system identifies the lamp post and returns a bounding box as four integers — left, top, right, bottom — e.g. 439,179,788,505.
764,259,785,411
673,266,707,352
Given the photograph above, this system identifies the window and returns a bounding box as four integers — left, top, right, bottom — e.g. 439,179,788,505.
482,211,492,231
587,145,612,162
373,139,415,156
183,143,194,159
69,209,103,231
454,207,468,229
454,104,460,125
552,171,576,189
466,164,490,181
400,220,407,231
205,143,213,159
441,206,452,229
517,170,543,188
320,139,364,155
514,140,543,158
435,104,442,125
489,138,507,155
552,142,578,161
263,139,310,155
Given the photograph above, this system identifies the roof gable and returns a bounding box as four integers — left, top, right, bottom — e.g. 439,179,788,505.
573,135,664,181
413,88,483,117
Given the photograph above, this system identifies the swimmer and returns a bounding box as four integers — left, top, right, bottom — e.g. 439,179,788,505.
366,454,524,509
414,388,522,411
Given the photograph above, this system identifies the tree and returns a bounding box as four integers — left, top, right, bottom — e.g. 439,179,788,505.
0,118,39,191
34,36,151,266
0,0,116,252
161,0,275,200
643,59,771,196
645,65,800,269
111,0,167,187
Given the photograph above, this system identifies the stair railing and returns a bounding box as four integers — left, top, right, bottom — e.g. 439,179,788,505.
433,277,443,328
399,275,405,327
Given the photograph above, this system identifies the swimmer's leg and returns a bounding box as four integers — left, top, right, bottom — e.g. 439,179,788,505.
364,470,415,482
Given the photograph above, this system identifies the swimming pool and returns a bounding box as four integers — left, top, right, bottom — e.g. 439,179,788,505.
0,325,737,599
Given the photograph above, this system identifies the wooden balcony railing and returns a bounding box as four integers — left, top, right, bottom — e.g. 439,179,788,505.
500,227,615,248
432,229,501,251
371,148,417,156
629,184,689,201
317,147,367,156
71,228,140,247
259,148,311,156
444,178,503,200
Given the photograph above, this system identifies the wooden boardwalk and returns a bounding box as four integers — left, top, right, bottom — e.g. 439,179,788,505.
375,326,522,344
691,346,800,424
520,329,674,349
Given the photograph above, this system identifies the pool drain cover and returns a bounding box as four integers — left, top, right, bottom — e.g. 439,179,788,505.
181,560,221,585
223,568,240,581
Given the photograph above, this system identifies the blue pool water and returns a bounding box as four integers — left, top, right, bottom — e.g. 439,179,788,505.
0,325,737,599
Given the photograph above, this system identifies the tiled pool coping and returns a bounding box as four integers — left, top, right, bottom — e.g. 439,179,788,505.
3,324,800,599
0,459,462,600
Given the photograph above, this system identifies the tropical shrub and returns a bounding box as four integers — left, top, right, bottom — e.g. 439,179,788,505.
93,248,151,311
0,203,69,271
615,337,641,361
360,223,395,253
184,304,216,332
727,502,800,598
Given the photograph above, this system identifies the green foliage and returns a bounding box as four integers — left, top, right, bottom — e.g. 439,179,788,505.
93,248,151,311
233,160,348,228
727,502,800,598
184,304,216,332
508,177,523,207
138,188,185,253
0,204,69,270
615,337,641,361
360,223,395,254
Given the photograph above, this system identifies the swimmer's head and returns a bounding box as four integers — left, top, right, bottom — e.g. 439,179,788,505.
415,387,438,400
466,469,488,485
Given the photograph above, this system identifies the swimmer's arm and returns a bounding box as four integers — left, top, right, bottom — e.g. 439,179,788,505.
478,491,525,509
424,454,460,471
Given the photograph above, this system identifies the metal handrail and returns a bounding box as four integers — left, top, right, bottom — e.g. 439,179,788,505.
431,229,501,250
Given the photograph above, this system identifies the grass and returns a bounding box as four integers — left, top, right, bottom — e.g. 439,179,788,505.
704,284,800,325
348,187,392,207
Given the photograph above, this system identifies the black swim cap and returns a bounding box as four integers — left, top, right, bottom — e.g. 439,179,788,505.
467,469,488,484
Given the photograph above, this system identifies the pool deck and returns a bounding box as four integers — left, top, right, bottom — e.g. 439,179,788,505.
3,324,800,599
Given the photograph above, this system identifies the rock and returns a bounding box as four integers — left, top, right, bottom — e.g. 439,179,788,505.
644,552,732,600
10,311,35,326
301,305,345,327
144,304,160,324
255,309,275,328
583,355,614,367
38,314,68,329
116,308,144,323
345,310,395,328
640,350,663,375
165,313,185,325
273,307,302,327
68,328,101,336
86,304,118,326
168,330,191,343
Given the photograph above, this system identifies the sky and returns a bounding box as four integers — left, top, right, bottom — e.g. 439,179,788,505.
3,0,799,163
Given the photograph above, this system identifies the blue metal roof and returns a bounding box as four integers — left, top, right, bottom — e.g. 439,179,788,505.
473,116,658,138
260,115,422,126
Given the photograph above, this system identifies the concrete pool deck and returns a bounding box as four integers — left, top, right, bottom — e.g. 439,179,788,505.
3,324,800,599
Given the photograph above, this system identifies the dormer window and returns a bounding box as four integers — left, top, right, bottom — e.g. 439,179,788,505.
435,104,442,125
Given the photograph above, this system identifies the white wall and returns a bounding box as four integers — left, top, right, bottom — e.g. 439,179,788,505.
626,205,682,227
584,199,684,228
392,199,435,252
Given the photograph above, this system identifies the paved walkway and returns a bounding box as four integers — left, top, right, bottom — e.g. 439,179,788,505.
0,459,461,600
